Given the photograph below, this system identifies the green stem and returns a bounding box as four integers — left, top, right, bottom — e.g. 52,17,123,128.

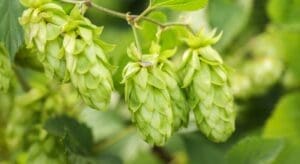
134,5,153,23
131,26,142,54
90,1,127,19
61,0,195,34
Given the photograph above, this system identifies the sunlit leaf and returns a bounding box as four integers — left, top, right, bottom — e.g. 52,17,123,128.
151,0,208,11
226,137,284,164
267,0,300,25
208,0,253,50
263,92,300,145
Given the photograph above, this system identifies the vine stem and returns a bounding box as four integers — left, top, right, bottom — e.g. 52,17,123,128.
61,0,195,33
131,26,142,53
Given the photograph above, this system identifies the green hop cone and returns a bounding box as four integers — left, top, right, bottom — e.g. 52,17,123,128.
19,3,69,81
61,6,114,110
162,63,189,131
0,44,12,92
179,29,236,142
230,34,284,98
122,44,174,145
150,42,190,131
230,72,252,98
244,56,283,95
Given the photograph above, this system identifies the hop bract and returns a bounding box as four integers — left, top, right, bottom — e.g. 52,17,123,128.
179,29,236,142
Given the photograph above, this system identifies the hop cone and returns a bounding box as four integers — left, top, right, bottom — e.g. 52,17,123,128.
244,56,283,94
19,3,69,81
162,63,189,131
0,44,12,92
230,34,283,98
61,7,114,110
180,29,236,142
151,42,189,131
123,47,173,145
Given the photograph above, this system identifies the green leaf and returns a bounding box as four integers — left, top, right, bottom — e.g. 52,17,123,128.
263,92,300,163
67,152,122,164
263,92,300,145
0,0,24,59
267,0,300,25
270,142,300,164
44,115,93,155
208,0,253,50
79,108,125,141
226,137,284,164
182,133,225,164
140,11,167,51
151,0,208,11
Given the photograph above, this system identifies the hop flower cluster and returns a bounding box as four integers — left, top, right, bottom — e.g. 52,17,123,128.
122,43,189,145
179,29,236,142
19,1,114,110
19,0,236,145
0,44,12,92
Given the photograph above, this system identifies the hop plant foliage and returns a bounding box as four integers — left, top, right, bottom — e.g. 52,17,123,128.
0,44,12,92
179,29,236,142
16,0,238,146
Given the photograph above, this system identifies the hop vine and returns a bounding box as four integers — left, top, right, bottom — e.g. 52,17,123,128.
14,0,237,145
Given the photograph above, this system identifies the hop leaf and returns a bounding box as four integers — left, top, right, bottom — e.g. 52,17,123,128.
0,44,12,92
179,29,236,142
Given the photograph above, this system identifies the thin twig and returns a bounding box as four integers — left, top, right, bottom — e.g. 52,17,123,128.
131,26,142,54
60,0,195,34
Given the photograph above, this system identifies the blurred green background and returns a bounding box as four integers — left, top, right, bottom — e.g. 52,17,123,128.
1,0,300,163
